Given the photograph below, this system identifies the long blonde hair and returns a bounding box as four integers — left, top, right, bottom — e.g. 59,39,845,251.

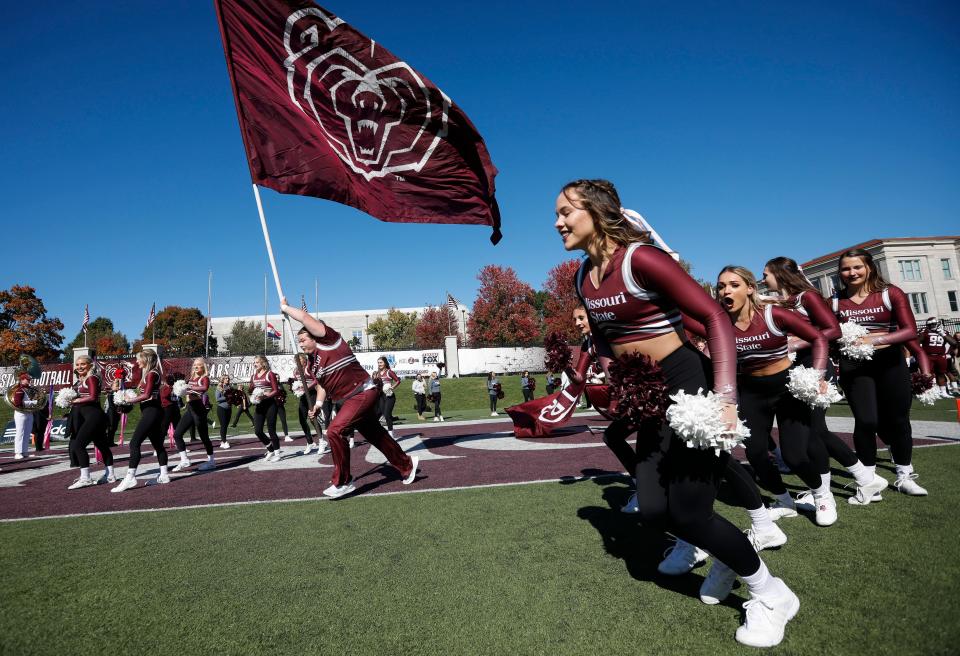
137,350,159,384
192,358,208,378
560,179,652,250
717,265,764,313
254,355,270,371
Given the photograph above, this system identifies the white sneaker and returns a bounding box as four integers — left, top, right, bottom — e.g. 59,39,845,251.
150,473,171,485
796,491,838,526
219,441,231,450
746,524,787,551
767,497,798,520
284,436,294,443
847,474,888,505
323,481,356,498
302,442,315,455
348,437,355,449
172,459,192,472
269,450,282,462
14,454,24,460
402,456,419,485
97,473,116,485
198,460,216,471
317,440,330,455
433,416,440,422
67,477,95,490
620,492,640,514
491,412,498,417
111,474,138,493
657,540,708,576
894,473,928,496
263,450,274,461
735,582,800,648
439,416,444,422
700,559,737,605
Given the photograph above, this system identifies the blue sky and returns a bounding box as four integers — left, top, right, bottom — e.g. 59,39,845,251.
1,1,957,345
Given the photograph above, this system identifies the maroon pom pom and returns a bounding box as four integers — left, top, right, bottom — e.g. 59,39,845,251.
608,352,670,425
225,388,244,406
543,332,573,373
911,371,935,395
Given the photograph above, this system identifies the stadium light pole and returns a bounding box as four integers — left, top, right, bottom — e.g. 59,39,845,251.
365,314,369,350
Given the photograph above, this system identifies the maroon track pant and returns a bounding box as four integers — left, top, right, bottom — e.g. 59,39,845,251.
326,387,413,486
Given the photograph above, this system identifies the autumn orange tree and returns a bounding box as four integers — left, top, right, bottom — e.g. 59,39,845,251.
541,258,583,342
467,265,540,346
65,317,129,360
415,305,460,349
0,285,64,365
131,306,215,356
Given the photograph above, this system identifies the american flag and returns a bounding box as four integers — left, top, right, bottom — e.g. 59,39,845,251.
82,304,90,333
301,295,308,312
447,293,460,312
147,303,156,326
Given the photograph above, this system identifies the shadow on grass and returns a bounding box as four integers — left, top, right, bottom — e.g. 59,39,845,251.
572,469,746,611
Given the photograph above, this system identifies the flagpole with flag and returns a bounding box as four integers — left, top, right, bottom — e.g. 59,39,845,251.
263,274,268,354
147,303,156,343
206,270,212,358
82,304,90,348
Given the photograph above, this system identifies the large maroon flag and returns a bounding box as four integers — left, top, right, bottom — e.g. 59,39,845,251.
215,0,502,243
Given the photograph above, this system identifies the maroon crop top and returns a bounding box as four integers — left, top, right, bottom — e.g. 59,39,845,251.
833,285,917,346
577,243,737,400
73,375,101,406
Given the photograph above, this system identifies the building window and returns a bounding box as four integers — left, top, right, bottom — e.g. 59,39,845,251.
811,278,823,293
909,292,928,315
351,330,363,342
949,291,958,313
898,259,922,281
829,275,841,294
943,259,954,280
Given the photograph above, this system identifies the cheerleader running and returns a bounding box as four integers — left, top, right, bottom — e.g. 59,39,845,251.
66,355,115,488
762,257,890,506
833,249,928,496
172,359,216,472
281,300,418,498
250,355,282,461
558,179,798,648
293,354,326,455
112,350,169,492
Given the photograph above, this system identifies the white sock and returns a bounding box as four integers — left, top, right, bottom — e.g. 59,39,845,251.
159,465,169,476
895,463,914,478
813,476,831,499
748,506,775,532
126,468,137,479
941,386,949,395
207,454,214,462
775,491,794,507
80,467,90,480
106,465,115,477
743,561,785,598
866,464,876,478
847,461,872,487
179,451,189,462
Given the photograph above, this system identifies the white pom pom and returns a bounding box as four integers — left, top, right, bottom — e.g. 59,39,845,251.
172,380,189,398
250,387,265,404
665,388,750,452
839,322,874,361
292,380,305,398
55,388,78,408
916,387,940,407
113,389,137,406
786,365,843,409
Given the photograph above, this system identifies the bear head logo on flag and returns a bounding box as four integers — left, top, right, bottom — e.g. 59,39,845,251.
282,7,450,181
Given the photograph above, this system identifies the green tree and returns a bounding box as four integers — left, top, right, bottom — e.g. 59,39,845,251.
368,308,418,350
65,317,129,360
131,306,217,356
0,285,64,365
222,319,279,355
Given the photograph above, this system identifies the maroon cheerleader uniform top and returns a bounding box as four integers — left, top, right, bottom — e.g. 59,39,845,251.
577,242,738,400
732,304,828,373
787,291,841,342
832,286,917,346
306,325,373,403
129,370,160,406
249,370,279,399
187,375,209,401
73,375,101,406
159,383,174,408
376,368,401,390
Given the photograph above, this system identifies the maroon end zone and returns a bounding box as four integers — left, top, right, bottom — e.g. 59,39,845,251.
0,419,952,521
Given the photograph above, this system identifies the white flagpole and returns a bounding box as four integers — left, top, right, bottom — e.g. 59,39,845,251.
263,273,268,353
205,269,212,358
253,184,300,353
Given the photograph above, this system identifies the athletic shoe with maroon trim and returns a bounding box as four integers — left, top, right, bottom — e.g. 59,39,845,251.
323,479,356,499
402,456,420,485
795,491,838,526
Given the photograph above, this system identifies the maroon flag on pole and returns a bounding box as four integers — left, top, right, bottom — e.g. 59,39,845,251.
215,0,502,243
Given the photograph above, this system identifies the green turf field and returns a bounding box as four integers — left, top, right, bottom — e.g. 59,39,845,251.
1,445,957,655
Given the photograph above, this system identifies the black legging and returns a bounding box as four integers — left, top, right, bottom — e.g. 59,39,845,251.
839,345,913,467
106,394,121,444
630,342,761,576
432,393,441,418
162,404,181,440
297,390,317,443
70,404,113,468
797,352,858,469
522,388,534,402
216,406,232,441
253,399,280,451
174,400,214,456
737,368,826,494
602,419,636,474
231,404,254,428
277,400,289,436
128,403,168,470
489,393,497,412
414,393,426,416
380,393,397,430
